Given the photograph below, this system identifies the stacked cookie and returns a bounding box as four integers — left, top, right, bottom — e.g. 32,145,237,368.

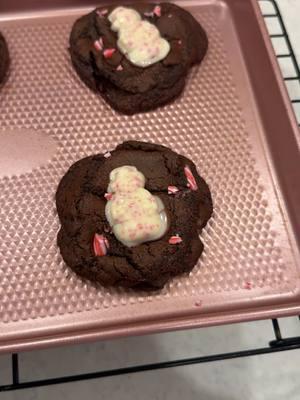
69,3,208,114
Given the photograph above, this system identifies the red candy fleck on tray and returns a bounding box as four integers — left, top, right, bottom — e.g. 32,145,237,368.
93,234,109,256
103,48,116,59
153,5,161,17
168,235,183,245
168,185,179,195
184,165,198,191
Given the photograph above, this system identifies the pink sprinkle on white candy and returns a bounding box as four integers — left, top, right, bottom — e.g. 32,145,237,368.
153,5,161,17
116,64,123,71
168,235,183,245
184,165,198,191
93,234,109,256
104,193,113,200
168,185,179,195
103,48,116,59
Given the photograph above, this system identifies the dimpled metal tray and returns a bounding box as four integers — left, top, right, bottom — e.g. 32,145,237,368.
0,0,299,353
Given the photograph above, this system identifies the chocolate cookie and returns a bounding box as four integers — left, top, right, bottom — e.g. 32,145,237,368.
69,3,208,114
0,31,9,85
56,141,213,290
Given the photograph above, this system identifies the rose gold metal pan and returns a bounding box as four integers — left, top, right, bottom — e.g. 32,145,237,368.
0,0,299,353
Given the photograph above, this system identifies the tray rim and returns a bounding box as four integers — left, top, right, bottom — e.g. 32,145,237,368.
0,0,300,353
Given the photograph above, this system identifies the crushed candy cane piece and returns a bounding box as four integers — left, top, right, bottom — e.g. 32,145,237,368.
153,5,161,17
184,165,198,191
94,38,103,51
104,193,113,200
195,300,202,307
93,234,109,256
116,64,123,71
168,235,183,245
168,185,179,195
244,281,252,290
103,48,116,58
96,8,108,16
104,151,111,158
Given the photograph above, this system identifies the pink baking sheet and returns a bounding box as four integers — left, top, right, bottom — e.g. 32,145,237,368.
0,0,299,353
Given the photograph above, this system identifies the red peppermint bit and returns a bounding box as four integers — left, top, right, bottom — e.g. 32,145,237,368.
244,281,252,290
94,38,103,51
104,151,111,158
104,192,113,200
144,11,154,17
96,8,108,16
103,48,116,59
168,185,179,195
153,5,161,17
184,165,198,191
195,300,202,307
116,64,123,71
168,235,182,245
93,234,109,256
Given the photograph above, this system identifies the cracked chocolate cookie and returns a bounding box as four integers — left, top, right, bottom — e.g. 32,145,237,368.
56,141,213,290
0,31,9,86
69,3,208,114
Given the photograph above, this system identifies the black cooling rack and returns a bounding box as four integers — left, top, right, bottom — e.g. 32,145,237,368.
0,0,300,392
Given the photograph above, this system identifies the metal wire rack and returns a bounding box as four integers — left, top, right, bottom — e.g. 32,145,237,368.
0,0,299,392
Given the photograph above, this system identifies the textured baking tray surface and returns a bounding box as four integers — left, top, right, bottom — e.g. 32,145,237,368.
0,0,299,351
